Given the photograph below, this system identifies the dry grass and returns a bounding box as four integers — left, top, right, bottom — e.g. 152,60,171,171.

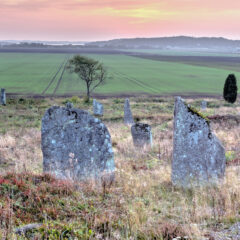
0,96,239,239
0,128,42,173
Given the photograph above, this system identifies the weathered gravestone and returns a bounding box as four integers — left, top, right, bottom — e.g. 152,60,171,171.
1,88,6,105
124,98,134,125
66,102,73,109
131,123,153,147
172,97,226,187
41,106,115,182
93,99,103,116
201,100,207,110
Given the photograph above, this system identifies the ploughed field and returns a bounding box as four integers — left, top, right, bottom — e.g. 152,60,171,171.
0,50,240,96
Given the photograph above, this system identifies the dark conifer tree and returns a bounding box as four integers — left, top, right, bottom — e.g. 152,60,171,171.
223,74,238,103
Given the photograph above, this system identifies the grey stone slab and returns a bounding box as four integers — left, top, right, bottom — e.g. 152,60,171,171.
124,98,134,125
131,123,152,147
93,99,104,116
41,106,115,182
172,97,226,187
201,100,207,110
1,88,6,105
66,102,73,109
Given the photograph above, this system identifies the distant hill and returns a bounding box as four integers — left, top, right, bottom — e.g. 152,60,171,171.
0,40,87,46
2,36,240,53
87,36,240,51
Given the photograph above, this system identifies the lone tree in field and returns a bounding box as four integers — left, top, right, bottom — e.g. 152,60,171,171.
223,74,238,103
67,55,107,101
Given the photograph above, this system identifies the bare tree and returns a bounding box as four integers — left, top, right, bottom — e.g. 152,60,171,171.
67,55,107,101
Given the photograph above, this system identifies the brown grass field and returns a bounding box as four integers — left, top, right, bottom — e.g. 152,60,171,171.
0,96,239,239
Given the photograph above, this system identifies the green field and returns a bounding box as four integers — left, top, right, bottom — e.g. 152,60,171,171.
0,52,239,96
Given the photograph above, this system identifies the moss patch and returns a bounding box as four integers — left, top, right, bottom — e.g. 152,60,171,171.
185,103,211,125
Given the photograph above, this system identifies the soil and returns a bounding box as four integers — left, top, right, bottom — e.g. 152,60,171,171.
130,53,240,65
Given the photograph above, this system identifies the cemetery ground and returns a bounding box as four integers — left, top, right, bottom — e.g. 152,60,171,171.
0,96,240,239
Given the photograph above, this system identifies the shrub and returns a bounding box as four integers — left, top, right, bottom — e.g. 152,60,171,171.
225,151,236,163
82,95,93,104
113,98,122,104
70,96,81,104
223,74,238,103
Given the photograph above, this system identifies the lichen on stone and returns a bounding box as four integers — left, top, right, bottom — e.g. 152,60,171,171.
185,103,210,125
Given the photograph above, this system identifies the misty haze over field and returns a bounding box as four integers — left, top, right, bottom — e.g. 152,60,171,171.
1,36,240,53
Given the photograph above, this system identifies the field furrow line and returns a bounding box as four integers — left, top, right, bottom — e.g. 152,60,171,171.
41,56,68,95
113,71,147,90
52,56,70,95
113,70,159,94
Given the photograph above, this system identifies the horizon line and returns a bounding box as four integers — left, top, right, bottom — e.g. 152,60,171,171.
1,35,240,43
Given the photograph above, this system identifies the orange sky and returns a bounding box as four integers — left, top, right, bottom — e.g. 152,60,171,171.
1,0,240,41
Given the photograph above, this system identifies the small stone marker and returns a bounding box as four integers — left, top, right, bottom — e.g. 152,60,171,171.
66,102,73,109
93,99,103,116
172,97,226,187
41,106,115,182
1,88,6,105
124,98,134,125
131,123,153,147
201,100,207,110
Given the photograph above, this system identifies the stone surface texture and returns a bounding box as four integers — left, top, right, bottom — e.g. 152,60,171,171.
172,97,226,187
210,222,240,240
93,99,104,116
1,88,6,105
124,98,134,125
131,123,152,147
41,106,114,181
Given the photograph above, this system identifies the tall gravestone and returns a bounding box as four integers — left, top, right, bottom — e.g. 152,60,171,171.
124,98,134,125
131,123,153,147
1,88,6,105
172,97,225,187
41,106,115,182
93,99,104,116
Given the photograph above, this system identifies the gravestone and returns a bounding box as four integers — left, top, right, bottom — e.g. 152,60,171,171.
41,106,115,182
1,88,6,105
131,123,152,147
124,98,134,125
172,97,226,187
66,102,73,109
93,99,103,116
201,100,207,110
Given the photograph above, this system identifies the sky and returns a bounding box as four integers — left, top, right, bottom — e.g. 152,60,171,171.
1,0,240,41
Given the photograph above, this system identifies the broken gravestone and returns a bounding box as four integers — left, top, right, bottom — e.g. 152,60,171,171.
41,106,115,182
1,88,6,105
201,100,207,110
93,99,103,116
131,123,153,147
172,97,226,187
124,98,134,125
